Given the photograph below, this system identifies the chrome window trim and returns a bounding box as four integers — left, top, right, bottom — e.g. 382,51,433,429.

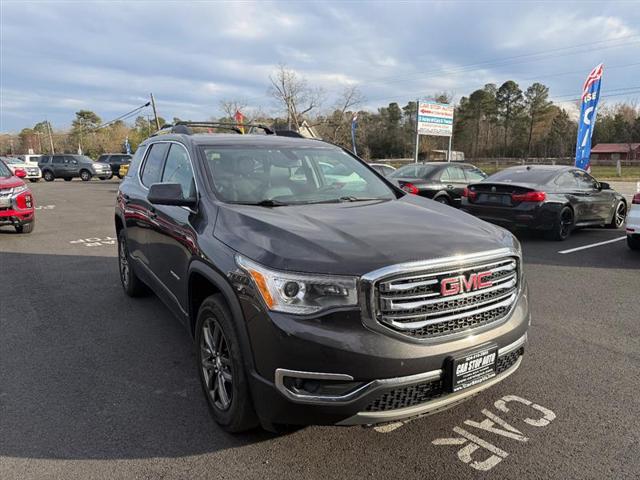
359,247,522,344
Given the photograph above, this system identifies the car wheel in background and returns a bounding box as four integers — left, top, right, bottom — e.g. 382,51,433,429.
15,220,35,234
628,235,640,250
64,177,72,182
434,196,450,205
99,177,108,181
606,201,626,229
117,231,147,297
43,171,54,182
80,170,92,181
547,206,574,241
196,295,258,433
29,179,39,183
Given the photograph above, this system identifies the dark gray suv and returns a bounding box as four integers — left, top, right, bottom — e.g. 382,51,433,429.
39,154,112,181
115,123,529,432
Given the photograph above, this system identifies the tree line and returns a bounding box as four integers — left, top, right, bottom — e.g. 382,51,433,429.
2,65,639,160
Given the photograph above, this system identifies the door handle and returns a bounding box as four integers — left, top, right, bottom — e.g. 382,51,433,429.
148,205,157,219
447,184,454,189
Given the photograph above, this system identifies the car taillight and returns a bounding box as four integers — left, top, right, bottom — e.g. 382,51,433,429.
511,191,546,202
401,182,419,195
462,187,477,201
15,192,33,209
632,193,640,205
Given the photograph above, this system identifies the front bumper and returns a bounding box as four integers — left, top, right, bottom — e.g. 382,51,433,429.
626,206,640,236
92,168,113,178
0,208,34,226
241,281,530,427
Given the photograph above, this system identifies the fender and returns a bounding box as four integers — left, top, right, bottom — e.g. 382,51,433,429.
188,259,257,374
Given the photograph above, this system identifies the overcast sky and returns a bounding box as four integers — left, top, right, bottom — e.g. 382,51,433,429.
1,0,640,132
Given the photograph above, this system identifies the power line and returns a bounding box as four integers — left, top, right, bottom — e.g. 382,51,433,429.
93,102,151,130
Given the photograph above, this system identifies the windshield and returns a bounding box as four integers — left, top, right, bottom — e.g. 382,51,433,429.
0,161,12,177
201,146,396,205
390,164,440,179
2,157,21,165
487,168,557,184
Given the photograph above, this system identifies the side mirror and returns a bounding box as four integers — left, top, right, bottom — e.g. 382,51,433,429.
14,168,27,178
599,182,610,190
148,183,197,208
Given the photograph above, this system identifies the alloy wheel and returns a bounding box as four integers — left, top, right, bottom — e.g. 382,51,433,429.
614,202,626,228
118,236,130,289
559,208,573,239
201,318,233,411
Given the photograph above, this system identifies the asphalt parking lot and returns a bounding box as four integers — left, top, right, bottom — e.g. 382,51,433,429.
1,179,639,480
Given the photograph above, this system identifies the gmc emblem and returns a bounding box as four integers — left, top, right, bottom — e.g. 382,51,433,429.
441,271,493,296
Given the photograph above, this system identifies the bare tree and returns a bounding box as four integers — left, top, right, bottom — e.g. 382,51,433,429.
269,64,323,130
219,99,248,120
327,85,365,141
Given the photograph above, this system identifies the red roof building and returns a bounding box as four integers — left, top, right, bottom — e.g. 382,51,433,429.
591,143,640,161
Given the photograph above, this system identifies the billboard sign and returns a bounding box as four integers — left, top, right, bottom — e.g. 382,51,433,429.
418,102,454,137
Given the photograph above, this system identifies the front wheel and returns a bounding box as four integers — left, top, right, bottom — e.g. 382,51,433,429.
607,201,626,229
196,295,258,432
434,196,450,205
15,220,35,234
547,206,574,241
80,170,92,181
29,178,39,183
628,235,640,250
43,171,54,182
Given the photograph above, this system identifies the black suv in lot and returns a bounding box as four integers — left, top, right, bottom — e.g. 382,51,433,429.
97,153,132,178
39,154,112,181
115,123,529,432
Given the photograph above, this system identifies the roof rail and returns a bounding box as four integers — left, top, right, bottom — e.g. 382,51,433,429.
150,121,275,137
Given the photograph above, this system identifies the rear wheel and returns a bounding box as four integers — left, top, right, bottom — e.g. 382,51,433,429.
43,170,54,182
29,178,39,183
80,170,92,181
628,235,640,250
15,220,35,234
547,206,574,241
196,295,258,432
434,196,450,205
607,201,626,229
117,230,147,297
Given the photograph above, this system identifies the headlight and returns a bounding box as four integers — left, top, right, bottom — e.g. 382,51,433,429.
12,185,28,195
236,255,358,315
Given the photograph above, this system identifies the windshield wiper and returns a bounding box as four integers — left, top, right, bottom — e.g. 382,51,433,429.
231,199,289,207
307,196,387,204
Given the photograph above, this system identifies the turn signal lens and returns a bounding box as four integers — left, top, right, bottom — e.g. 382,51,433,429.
462,187,477,201
632,193,640,205
244,266,275,309
401,182,419,194
512,191,546,202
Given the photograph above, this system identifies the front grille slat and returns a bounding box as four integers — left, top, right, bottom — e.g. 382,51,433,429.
373,256,519,339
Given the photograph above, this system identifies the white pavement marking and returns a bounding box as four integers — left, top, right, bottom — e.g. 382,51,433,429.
558,236,626,254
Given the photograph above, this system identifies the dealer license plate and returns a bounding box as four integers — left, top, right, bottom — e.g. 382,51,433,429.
448,345,498,392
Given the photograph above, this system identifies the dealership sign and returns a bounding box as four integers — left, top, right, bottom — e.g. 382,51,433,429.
418,102,454,137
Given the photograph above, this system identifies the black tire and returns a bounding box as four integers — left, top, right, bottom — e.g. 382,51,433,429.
63,177,72,182
80,170,92,181
117,174,123,179
15,220,35,234
196,295,258,433
547,206,574,241
434,196,450,205
117,230,147,297
29,178,39,183
606,201,626,229
99,177,108,181
43,170,55,182
628,235,640,250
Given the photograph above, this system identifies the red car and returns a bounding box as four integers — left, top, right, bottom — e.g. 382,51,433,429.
0,160,35,233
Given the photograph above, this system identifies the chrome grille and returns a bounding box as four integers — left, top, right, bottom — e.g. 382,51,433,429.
374,256,518,339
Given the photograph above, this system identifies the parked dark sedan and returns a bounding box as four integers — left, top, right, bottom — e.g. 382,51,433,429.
461,165,627,240
388,162,487,206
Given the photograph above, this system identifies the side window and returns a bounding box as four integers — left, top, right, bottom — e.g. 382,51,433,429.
448,166,466,181
140,143,169,187
575,171,597,189
557,172,578,188
52,156,64,164
464,167,487,182
440,168,450,182
126,146,146,177
161,144,195,198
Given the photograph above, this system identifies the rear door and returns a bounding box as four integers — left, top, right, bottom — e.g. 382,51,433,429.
440,165,467,205
50,156,66,176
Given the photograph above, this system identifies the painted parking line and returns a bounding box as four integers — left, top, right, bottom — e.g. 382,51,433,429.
558,236,626,254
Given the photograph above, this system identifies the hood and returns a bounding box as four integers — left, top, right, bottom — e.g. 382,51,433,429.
0,176,25,189
214,195,517,276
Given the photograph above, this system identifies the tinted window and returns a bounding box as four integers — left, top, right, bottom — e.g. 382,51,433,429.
575,171,598,189
52,156,65,164
486,168,557,184
98,155,109,162
441,166,465,182
126,146,146,177
390,164,439,179
464,167,487,182
556,172,578,188
161,144,195,198
39,156,50,164
141,143,169,187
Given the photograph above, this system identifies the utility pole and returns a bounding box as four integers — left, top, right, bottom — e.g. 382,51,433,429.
46,119,55,154
146,115,151,137
150,93,160,131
